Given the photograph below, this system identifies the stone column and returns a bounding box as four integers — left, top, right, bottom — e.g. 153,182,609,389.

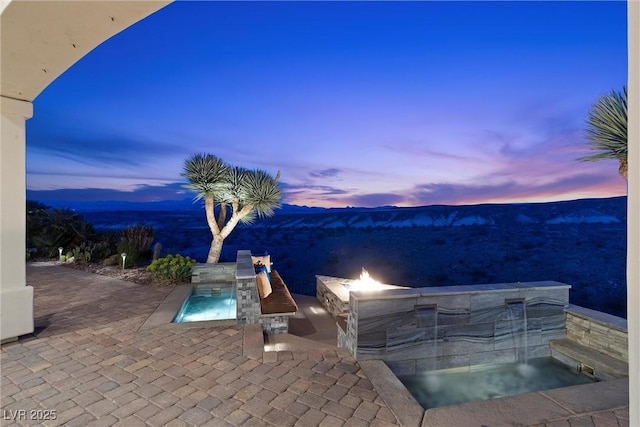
235,250,260,325
0,96,34,342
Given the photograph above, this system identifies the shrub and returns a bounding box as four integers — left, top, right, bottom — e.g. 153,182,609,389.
26,202,97,258
71,241,112,264
146,254,195,285
103,254,121,267
118,225,155,268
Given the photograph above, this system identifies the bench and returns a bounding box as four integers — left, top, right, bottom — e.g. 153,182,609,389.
550,338,628,380
255,269,298,334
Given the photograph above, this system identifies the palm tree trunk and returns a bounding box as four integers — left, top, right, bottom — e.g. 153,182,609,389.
207,234,224,263
204,195,223,263
620,158,628,180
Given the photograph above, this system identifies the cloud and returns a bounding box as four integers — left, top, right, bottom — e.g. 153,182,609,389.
409,170,624,206
346,193,405,207
27,123,188,170
279,181,348,197
27,182,190,202
309,168,341,178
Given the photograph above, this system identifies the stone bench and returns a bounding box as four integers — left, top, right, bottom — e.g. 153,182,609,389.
256,269,298,334
550,338,628,380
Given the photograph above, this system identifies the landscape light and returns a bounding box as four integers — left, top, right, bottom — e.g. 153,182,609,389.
121,253,127,270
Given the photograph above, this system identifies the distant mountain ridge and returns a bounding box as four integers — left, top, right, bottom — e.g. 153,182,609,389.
250,196,626,229
40,195,628,230
28,197,328,214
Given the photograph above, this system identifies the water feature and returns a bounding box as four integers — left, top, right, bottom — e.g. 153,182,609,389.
397,357,598,409
174,282,237,322
505,298,529,367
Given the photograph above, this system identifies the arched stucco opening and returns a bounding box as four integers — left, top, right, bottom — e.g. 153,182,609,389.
0,0,171,340
0,1,638,423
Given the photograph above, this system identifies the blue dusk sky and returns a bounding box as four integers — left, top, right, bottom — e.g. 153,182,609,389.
26,1,628,208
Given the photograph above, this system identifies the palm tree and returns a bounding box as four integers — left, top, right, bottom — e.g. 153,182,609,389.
182,153,282,263
580,86,628,179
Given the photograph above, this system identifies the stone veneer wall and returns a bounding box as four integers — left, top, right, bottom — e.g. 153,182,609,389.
566,304,628,362
260,315,289,335
235,250,290,334
192,262,237,283
346,281,570,375
316,276,350,318
235,250,261,325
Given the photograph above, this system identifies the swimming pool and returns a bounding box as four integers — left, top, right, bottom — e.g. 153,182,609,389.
396,357,597,409
173,282,237,323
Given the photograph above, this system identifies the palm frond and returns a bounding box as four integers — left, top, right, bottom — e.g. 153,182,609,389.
241,169,282,218
224,166,250,203
580,87,627,163
239,208,257,225
181,153,230,199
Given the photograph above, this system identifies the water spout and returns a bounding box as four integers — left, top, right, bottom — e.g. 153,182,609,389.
505,298,529,366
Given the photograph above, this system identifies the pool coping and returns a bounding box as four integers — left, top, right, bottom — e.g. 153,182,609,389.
138,283,237,331
358,358,629,427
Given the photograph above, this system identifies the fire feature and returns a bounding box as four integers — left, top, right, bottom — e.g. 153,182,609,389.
317,274,408,319
343,268,384,291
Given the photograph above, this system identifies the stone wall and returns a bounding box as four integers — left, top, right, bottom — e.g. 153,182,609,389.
260,315,289,335
345,281,570,375
566,304,628,362
316,275,350,318
192,262,237,283
235,250,261,325
235,250,290,334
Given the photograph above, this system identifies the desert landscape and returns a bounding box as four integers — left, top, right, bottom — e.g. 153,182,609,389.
77,196,627,318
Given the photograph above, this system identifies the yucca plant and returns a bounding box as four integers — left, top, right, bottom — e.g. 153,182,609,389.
580,86,628,179
182,153,282,263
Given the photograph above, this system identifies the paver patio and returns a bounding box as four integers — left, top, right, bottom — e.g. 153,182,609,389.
2,265,398,427
0,264,630,426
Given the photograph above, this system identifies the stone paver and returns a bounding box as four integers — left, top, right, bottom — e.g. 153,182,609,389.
0,265,630,427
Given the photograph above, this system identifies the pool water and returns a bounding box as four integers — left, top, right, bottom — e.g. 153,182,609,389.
174,284,237,323
397,357,597,409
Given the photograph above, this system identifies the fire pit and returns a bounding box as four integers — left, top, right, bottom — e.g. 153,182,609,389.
316,269,408,318
341,268,387,291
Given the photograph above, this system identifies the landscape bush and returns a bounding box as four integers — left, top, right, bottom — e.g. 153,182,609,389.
146,254,195,285
118,225,155,268
26,201,97,258
70,241,112,264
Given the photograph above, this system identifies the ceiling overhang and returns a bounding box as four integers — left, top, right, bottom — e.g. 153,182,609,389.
1,0,171,102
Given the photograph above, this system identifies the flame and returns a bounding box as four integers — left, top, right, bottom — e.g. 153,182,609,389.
359,268,375,283
347,268,383,291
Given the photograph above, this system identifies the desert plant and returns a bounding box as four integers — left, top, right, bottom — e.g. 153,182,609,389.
71,243,92,263
117,225,155,268
146,254,195,284
153,242,162,261
579,86,628,179
103,254,121,266
71,241,113,264
181,153,282,263
26,203,97,258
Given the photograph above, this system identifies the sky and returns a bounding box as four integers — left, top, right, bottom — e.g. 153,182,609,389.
26,1,628,208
